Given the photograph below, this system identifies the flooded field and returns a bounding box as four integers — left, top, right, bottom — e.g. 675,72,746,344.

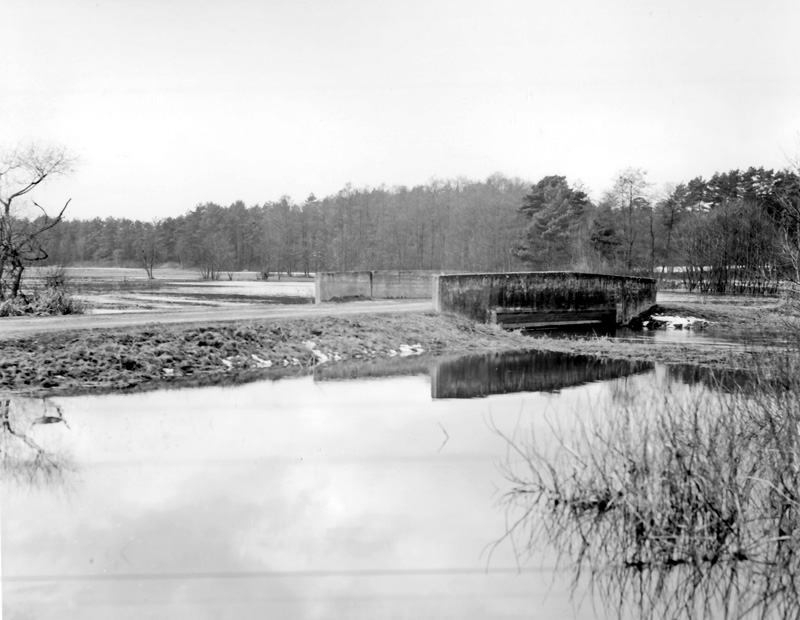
6,348,785,619
24,267,316,312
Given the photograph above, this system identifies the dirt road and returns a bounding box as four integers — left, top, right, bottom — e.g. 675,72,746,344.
0,300,434,340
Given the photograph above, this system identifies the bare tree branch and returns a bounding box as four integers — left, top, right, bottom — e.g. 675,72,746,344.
0,144,75,301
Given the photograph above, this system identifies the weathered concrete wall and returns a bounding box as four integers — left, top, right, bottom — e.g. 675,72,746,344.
371,270,436,299
315,270,439,303
433,272,656,327
614,276,659,324
315,271,372,303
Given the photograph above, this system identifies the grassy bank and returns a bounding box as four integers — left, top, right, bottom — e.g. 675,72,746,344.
1,295,796,397
1,312,502,396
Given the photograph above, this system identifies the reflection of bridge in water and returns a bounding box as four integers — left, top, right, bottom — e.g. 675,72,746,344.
314,349,653,400
430,350,652,399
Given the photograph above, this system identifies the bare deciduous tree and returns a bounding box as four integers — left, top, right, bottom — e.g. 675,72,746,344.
135,219,161,279
776,194,800,285
0,144,75,300
607,169,652,275
774,157,800,287
197,231,233,280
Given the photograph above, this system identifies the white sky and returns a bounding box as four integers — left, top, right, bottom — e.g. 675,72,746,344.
4,0,800,220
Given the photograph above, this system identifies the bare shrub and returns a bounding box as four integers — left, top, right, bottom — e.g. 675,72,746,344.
0,265,83,316
42,264,67,289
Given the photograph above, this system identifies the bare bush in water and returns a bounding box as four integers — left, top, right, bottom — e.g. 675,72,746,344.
497,349,800,619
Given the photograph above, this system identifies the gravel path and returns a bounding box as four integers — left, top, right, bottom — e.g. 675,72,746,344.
0,300,434,340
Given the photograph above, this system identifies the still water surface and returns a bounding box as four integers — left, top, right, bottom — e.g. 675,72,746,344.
3,353,698,619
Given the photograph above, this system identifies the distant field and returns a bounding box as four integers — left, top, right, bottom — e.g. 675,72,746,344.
26,266,316,282
24,267,316,313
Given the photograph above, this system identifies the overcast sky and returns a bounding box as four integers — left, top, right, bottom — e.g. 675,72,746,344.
4,0,800,221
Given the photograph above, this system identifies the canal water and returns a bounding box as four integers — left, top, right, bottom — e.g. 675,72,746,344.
0,352,729,619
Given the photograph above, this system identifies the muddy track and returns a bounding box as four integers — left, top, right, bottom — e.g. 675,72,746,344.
0,300,434,340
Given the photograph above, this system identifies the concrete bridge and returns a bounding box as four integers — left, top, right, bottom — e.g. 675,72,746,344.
316,270,656,328
433,272,656,328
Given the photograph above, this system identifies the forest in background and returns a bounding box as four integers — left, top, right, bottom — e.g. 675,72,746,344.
37,166,800,294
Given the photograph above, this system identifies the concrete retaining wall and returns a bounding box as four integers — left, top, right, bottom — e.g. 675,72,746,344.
433,272,656,327
371,271,436,299
315,270,439,303
315,271,373,303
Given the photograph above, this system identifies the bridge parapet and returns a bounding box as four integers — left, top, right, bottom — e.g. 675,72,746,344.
433,272,656,328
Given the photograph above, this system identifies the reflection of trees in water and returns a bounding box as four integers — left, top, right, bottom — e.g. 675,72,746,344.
1,398,74,489
668,364,759,393
497,372,800,619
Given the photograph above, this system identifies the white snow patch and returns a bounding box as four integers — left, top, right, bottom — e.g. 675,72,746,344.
645,315,709,330
250,354,272,368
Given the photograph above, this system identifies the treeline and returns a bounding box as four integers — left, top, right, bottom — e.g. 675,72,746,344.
42,174,529,278
514,167,800,293
38,166,800,293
